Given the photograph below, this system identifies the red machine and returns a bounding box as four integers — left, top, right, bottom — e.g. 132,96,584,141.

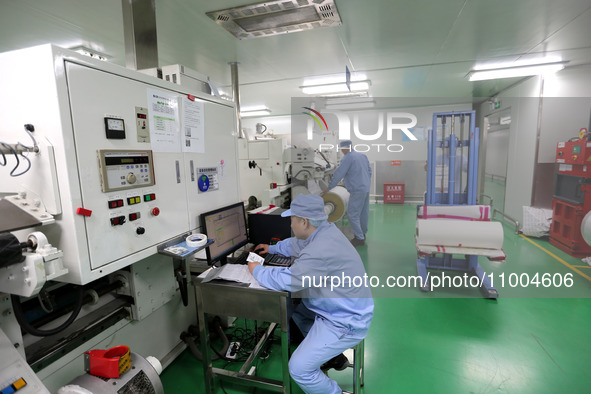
549,127,591,256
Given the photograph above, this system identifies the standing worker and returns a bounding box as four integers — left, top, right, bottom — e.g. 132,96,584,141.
326,140,372,247
249,194,374,394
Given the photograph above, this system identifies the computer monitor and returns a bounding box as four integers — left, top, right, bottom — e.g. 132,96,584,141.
199,202,249,265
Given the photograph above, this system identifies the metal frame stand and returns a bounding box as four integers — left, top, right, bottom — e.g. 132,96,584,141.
194,280,291,393
418,111,498,299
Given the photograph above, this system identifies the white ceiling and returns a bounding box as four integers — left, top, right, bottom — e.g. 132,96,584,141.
1,0,590,116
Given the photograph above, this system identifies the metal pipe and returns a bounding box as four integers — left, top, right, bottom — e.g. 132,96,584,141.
493,208,521,234
530,78,546,206
440,116,446,201
479,194,494,206
459,114,465,201
229,62,246,139
0,144,38,155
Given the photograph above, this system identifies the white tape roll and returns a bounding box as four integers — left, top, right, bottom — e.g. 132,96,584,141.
186,233,207,248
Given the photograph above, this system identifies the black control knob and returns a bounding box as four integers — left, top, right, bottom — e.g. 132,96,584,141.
136,227,145,235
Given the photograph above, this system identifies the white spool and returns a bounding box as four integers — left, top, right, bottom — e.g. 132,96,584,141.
27,231,48,249
146,356,163,375
581,211,591,246
186,233,207,248
322,186,350,222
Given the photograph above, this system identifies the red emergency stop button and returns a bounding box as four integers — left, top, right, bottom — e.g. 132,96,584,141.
152,207,160,216
77,207,92,217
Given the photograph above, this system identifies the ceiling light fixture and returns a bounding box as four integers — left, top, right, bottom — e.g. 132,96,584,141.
300,80,371,95
467,61,567,81
324,97,375,110
240,105,271,117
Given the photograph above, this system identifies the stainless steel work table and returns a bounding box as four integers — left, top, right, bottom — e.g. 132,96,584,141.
194,278,291,393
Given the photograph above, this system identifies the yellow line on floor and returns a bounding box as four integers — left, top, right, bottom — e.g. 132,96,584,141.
572,265,591,269
519,234,591,283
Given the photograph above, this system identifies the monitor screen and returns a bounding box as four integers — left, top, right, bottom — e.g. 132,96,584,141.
200,202,248,265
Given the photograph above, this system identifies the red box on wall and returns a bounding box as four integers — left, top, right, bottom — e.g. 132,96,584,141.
384,183,404,204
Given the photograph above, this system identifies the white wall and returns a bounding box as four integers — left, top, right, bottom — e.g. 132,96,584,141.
478,63,591,223
538,65,591,163
479,77,541,223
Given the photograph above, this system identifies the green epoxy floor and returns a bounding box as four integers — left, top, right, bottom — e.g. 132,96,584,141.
161,203,591,393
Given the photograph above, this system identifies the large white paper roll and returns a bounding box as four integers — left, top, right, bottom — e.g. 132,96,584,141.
417,219,503,249
322,186,350,222
581,211,591,246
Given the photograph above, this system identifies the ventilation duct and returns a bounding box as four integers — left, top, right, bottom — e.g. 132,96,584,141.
122,0,159,70
206,0,342,39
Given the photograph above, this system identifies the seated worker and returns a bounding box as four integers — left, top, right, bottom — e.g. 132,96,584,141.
249,194,374,394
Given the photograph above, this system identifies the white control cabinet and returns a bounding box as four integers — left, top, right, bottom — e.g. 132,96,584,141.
0,45,240,284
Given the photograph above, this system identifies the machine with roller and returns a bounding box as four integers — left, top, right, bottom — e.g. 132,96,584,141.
550,113,591,256
416,111,504,299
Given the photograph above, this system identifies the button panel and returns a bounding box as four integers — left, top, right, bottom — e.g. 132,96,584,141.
1,377,27,393
98,150,155,193
108,199,124,209
144,193,156,202
110,216,126,226
127,196,141,205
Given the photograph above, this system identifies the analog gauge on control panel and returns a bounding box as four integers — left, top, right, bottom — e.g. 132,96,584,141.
104,117,126,139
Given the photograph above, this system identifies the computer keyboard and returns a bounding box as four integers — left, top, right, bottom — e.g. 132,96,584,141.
229,251,291,267
231,251,250,265
264,254,292,267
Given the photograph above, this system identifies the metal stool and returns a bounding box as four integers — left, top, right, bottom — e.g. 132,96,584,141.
342,339,365,394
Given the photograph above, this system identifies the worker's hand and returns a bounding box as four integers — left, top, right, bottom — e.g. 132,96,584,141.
254,244,269,255
424,161,428,171
248,261,260,275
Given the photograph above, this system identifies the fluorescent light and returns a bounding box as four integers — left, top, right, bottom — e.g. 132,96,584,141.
240,107,271,117
473,56,563,71
303,73,367,86
468,62,567,81
321,91,370,98
300,80,371,95
324,97,375,110
240,105,268,112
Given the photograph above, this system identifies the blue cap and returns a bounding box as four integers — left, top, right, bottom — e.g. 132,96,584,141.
281,194,328,220
339,140,352,148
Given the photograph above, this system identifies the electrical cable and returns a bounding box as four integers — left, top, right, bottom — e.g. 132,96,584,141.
10,284,85,337
315,149,331,167
11,152,30,177
0,124,37,177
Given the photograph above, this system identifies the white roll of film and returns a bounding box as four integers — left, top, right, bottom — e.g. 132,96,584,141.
322,186,350,222
581,211,591,246
186,233,207,248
